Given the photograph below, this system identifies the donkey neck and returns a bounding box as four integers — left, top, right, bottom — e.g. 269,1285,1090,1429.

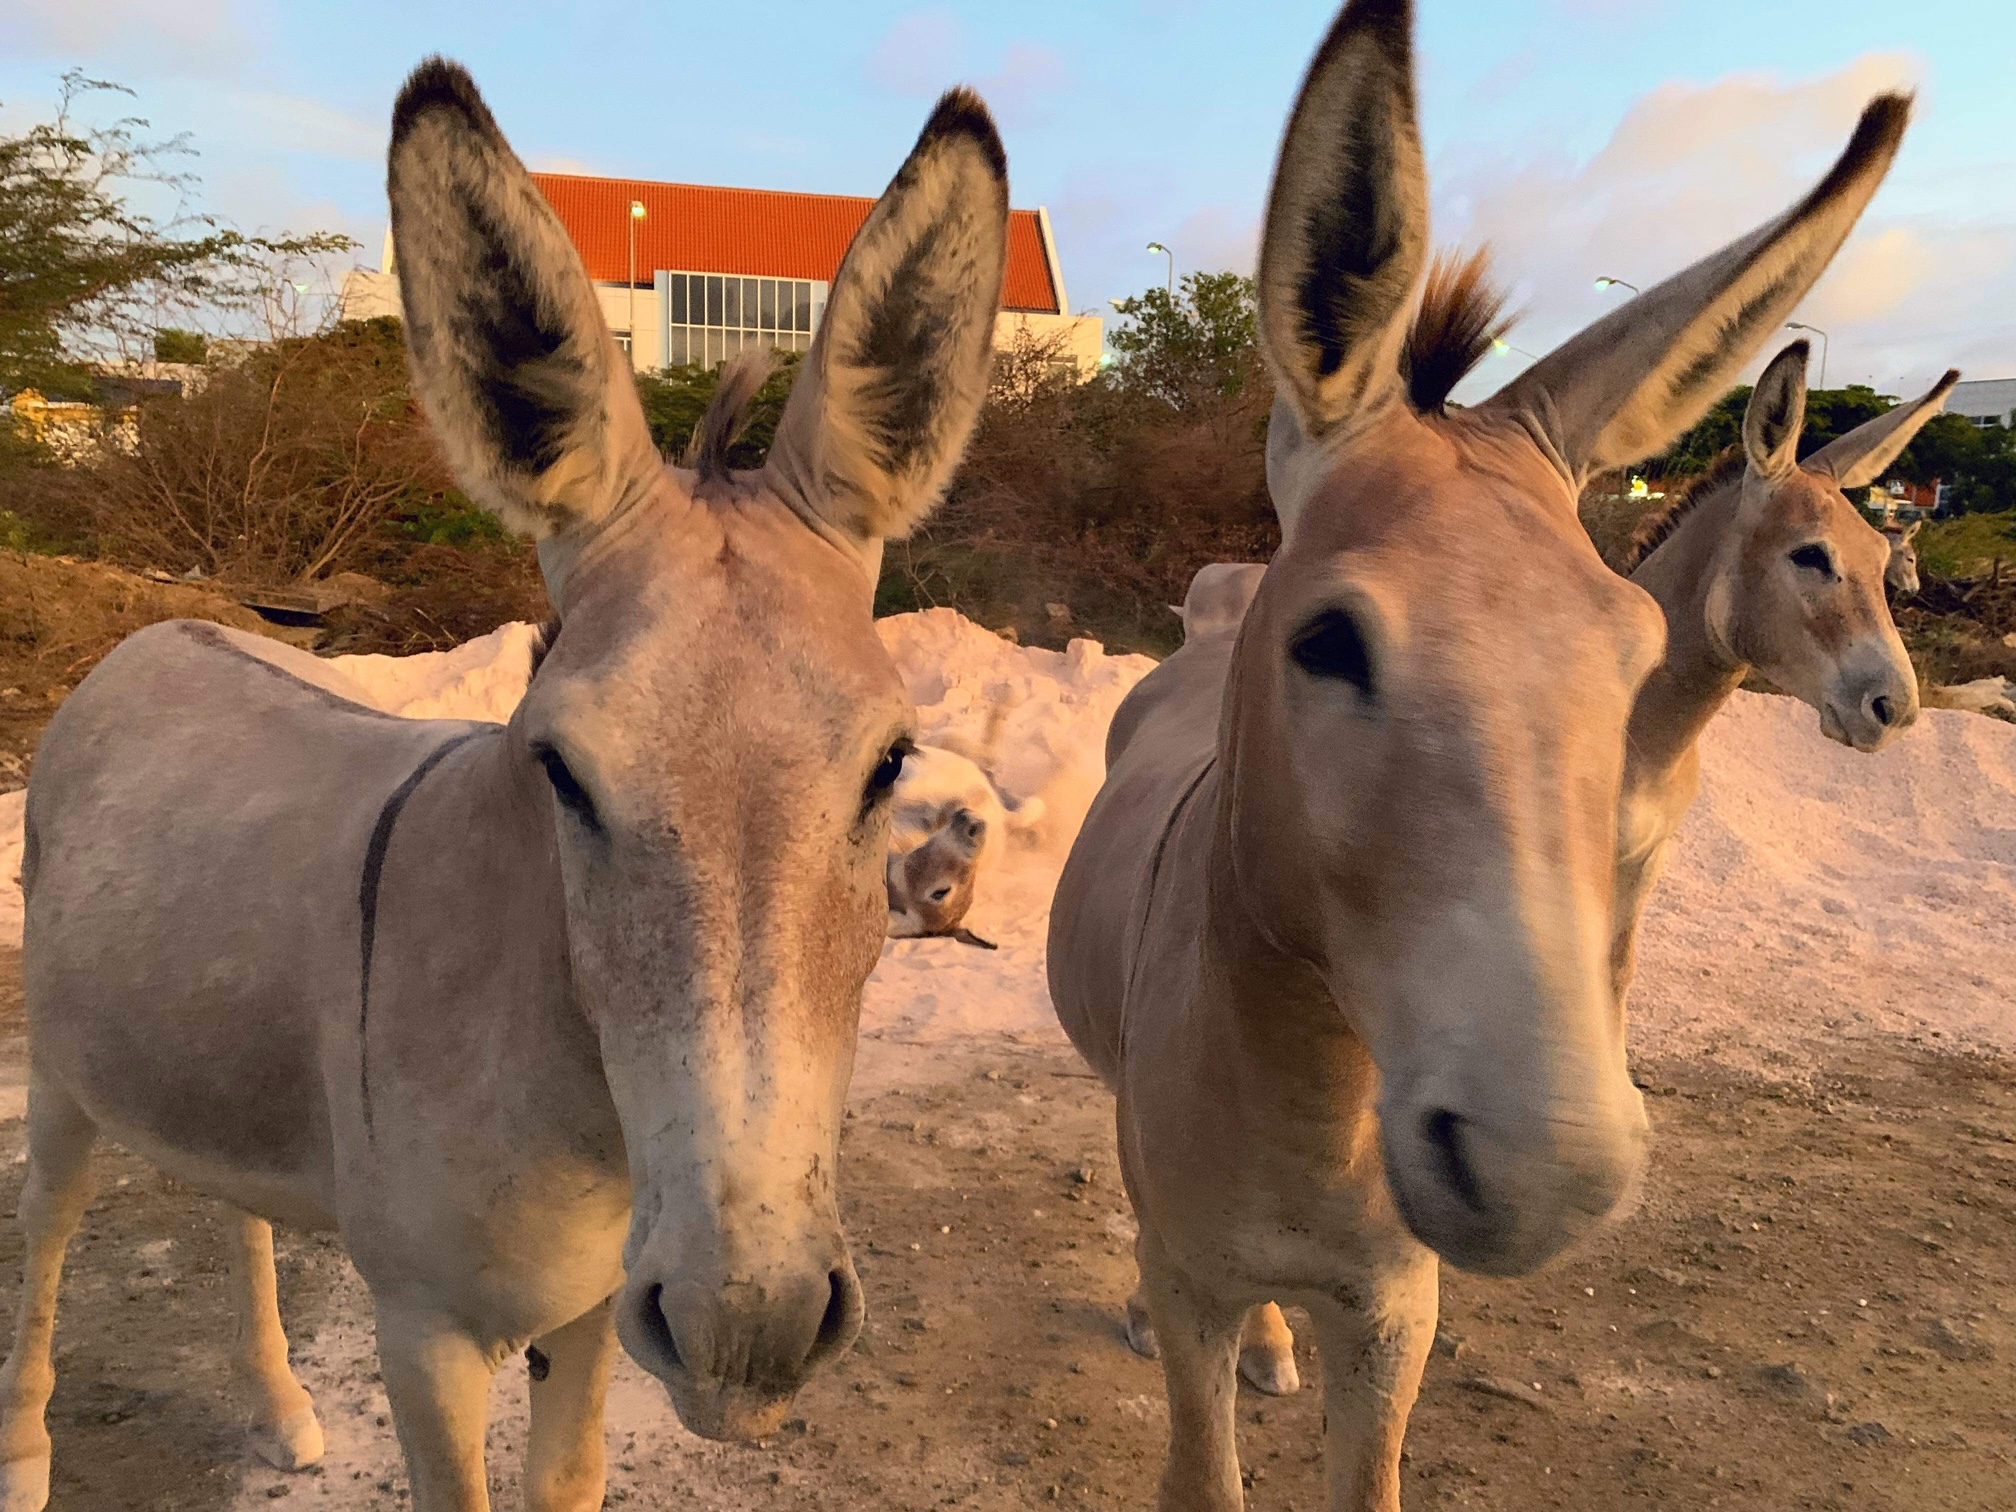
1626,483,1749,784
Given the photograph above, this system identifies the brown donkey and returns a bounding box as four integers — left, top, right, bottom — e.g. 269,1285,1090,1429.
1046,1,1912,1507
1215,339,1955,1402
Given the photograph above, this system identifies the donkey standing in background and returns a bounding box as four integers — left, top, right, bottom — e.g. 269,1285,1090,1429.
1047,1,1913,1506
1,60,1009,1512
1885,517,1924,597
1229,339,1954,1402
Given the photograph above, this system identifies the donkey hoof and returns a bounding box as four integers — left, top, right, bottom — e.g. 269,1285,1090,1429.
1238,1342,1302,1396
0,1451,52,1512
1123,1308,1161,1361
249,1407,325,1471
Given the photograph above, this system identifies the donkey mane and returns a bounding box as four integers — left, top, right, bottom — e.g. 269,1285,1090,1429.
681,348,777,482
1402,247,1513,414
1618,447,1747,572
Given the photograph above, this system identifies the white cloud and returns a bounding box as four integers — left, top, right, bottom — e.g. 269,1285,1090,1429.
1436,52,2014,396
0,0,254,72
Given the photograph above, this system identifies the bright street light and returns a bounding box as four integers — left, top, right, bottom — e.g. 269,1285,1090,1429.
628,200,647,369
1594,275,1640,296
1146,241,1173,295
1492,338,1539,361
1786,321,1830,387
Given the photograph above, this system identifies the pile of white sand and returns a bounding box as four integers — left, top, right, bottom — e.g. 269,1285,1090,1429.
3,611,2012,1078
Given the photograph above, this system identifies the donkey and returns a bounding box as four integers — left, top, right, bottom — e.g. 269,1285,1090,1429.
1603,347,1952,1004
0,61,1008,1512
1221,341,1955,1400
1885,518,1924,597
1046,3,1911,1508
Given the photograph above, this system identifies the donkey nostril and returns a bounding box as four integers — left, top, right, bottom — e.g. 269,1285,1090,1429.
808,1268,861,1367
1423,1108,1486,1212
638,1282,683,1372
1870,694,1896,727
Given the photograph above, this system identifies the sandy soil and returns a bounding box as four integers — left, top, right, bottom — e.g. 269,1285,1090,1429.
1,948,2011,1512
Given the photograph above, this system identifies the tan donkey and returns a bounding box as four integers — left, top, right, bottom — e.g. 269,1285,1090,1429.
1199,338,1955,1402
1046,1,1913,1508
1,60,1009,1512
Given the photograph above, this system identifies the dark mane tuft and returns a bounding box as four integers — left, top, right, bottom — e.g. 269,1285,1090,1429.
681,348,777,483
528,613,562,680
1403,247,1515,414
1618,447,1748,573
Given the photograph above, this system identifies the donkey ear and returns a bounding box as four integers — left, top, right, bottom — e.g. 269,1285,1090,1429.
1806,368,1961,490
1257,0,1427,445
1484,93,1911,483
388,60,658,543
766,90,1009,551
1743,342,1810,481
1902,518,1923,542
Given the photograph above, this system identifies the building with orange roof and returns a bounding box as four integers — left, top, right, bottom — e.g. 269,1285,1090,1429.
341,172,1101,377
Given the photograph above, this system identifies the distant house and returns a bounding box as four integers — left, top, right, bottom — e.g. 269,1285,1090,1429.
1951,378,2016,430
341,173,1102,377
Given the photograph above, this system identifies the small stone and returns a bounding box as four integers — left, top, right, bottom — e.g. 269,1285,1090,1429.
1456,1373,1550,1412
265,1488,291,1500
1070,1167,1096,1186
1846,1421,1892,1447
1043,1417,1059,1430
1432,1328,1469,1360
1757,1362,1812,1399
1928,1318,1994,1362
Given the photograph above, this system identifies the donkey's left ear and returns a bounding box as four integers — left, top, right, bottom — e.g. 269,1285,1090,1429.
1806,368,1961,490
1903,518,1924,542
766,90,1009,553
1743,342,1810,481
387,60,659,550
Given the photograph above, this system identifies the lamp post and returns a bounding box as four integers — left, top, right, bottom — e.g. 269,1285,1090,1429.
1786,321,1829,387
1492,338,1540,361
1594,275,1640,297
1146,241,1173,295
628,199,647,369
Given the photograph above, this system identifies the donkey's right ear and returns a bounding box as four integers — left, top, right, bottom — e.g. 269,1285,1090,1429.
1257,0,1427,448
1743,342,1811,481
766,89,1009,556
388,59,658,543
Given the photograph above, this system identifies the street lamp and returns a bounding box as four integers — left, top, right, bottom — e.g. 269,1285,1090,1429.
1146,241,1173,295
1594,275,1640,296
1492,338,1540,361
1786,321,1829,387
628,199,647,368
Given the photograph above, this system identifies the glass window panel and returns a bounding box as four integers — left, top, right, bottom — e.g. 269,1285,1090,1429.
729,330,747,359
706,328,722,367
667,328,687,367
706,276,723,328
742,279,759,329
668,277,686,325
688,275,705,322
759,279,776,330
792,282,809,332
723,278,740,329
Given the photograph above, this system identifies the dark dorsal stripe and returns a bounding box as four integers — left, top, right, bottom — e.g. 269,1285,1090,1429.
358,731,486,1137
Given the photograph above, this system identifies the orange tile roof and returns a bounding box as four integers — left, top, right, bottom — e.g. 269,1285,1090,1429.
530,173,1061,314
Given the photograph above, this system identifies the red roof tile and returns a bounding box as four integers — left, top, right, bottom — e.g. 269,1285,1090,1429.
530,173,1060,314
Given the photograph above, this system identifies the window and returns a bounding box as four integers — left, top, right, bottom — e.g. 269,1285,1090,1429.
654,270,826,369
613,330,633,355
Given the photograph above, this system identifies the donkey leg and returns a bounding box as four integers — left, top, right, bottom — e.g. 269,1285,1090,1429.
1123,1228,1160,1359
1139,1241,1246,1512
1237,1302,1301,1396
374,1308,497,1512
227,1213,324,1471
522,1298,615,1512
0,1077,97,1512
1305,1254,1437,1512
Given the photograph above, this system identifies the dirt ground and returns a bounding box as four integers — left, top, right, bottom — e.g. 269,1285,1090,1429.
0,948,2010,1511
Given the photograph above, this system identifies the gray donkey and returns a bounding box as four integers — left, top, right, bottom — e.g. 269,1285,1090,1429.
0,60,1007,1512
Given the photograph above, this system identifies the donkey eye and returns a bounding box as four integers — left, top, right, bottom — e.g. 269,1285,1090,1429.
1290,608,1375,698
1789,544,1835,576
534,746,599,830
928,886,952,903
865,740,912,806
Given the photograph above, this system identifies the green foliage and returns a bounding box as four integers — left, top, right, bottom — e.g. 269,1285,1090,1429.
151,327,207,363
0,71,353,399
1915,511,2016,579
1106,271,1261,410
1646,384,2015,514
633,350,804,467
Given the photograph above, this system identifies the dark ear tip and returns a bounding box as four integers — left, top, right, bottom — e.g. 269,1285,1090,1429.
391,57,496,148
1850,91,1913,154
919,87,1008,183
1320,0,1415,55
1937,368,1962,389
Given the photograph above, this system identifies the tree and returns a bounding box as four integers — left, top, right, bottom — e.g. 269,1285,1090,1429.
632,350,803,467
1107,271,1262,410
0,71,351,400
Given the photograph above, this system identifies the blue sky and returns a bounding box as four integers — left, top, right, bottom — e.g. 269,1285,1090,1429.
5,0,2011,393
